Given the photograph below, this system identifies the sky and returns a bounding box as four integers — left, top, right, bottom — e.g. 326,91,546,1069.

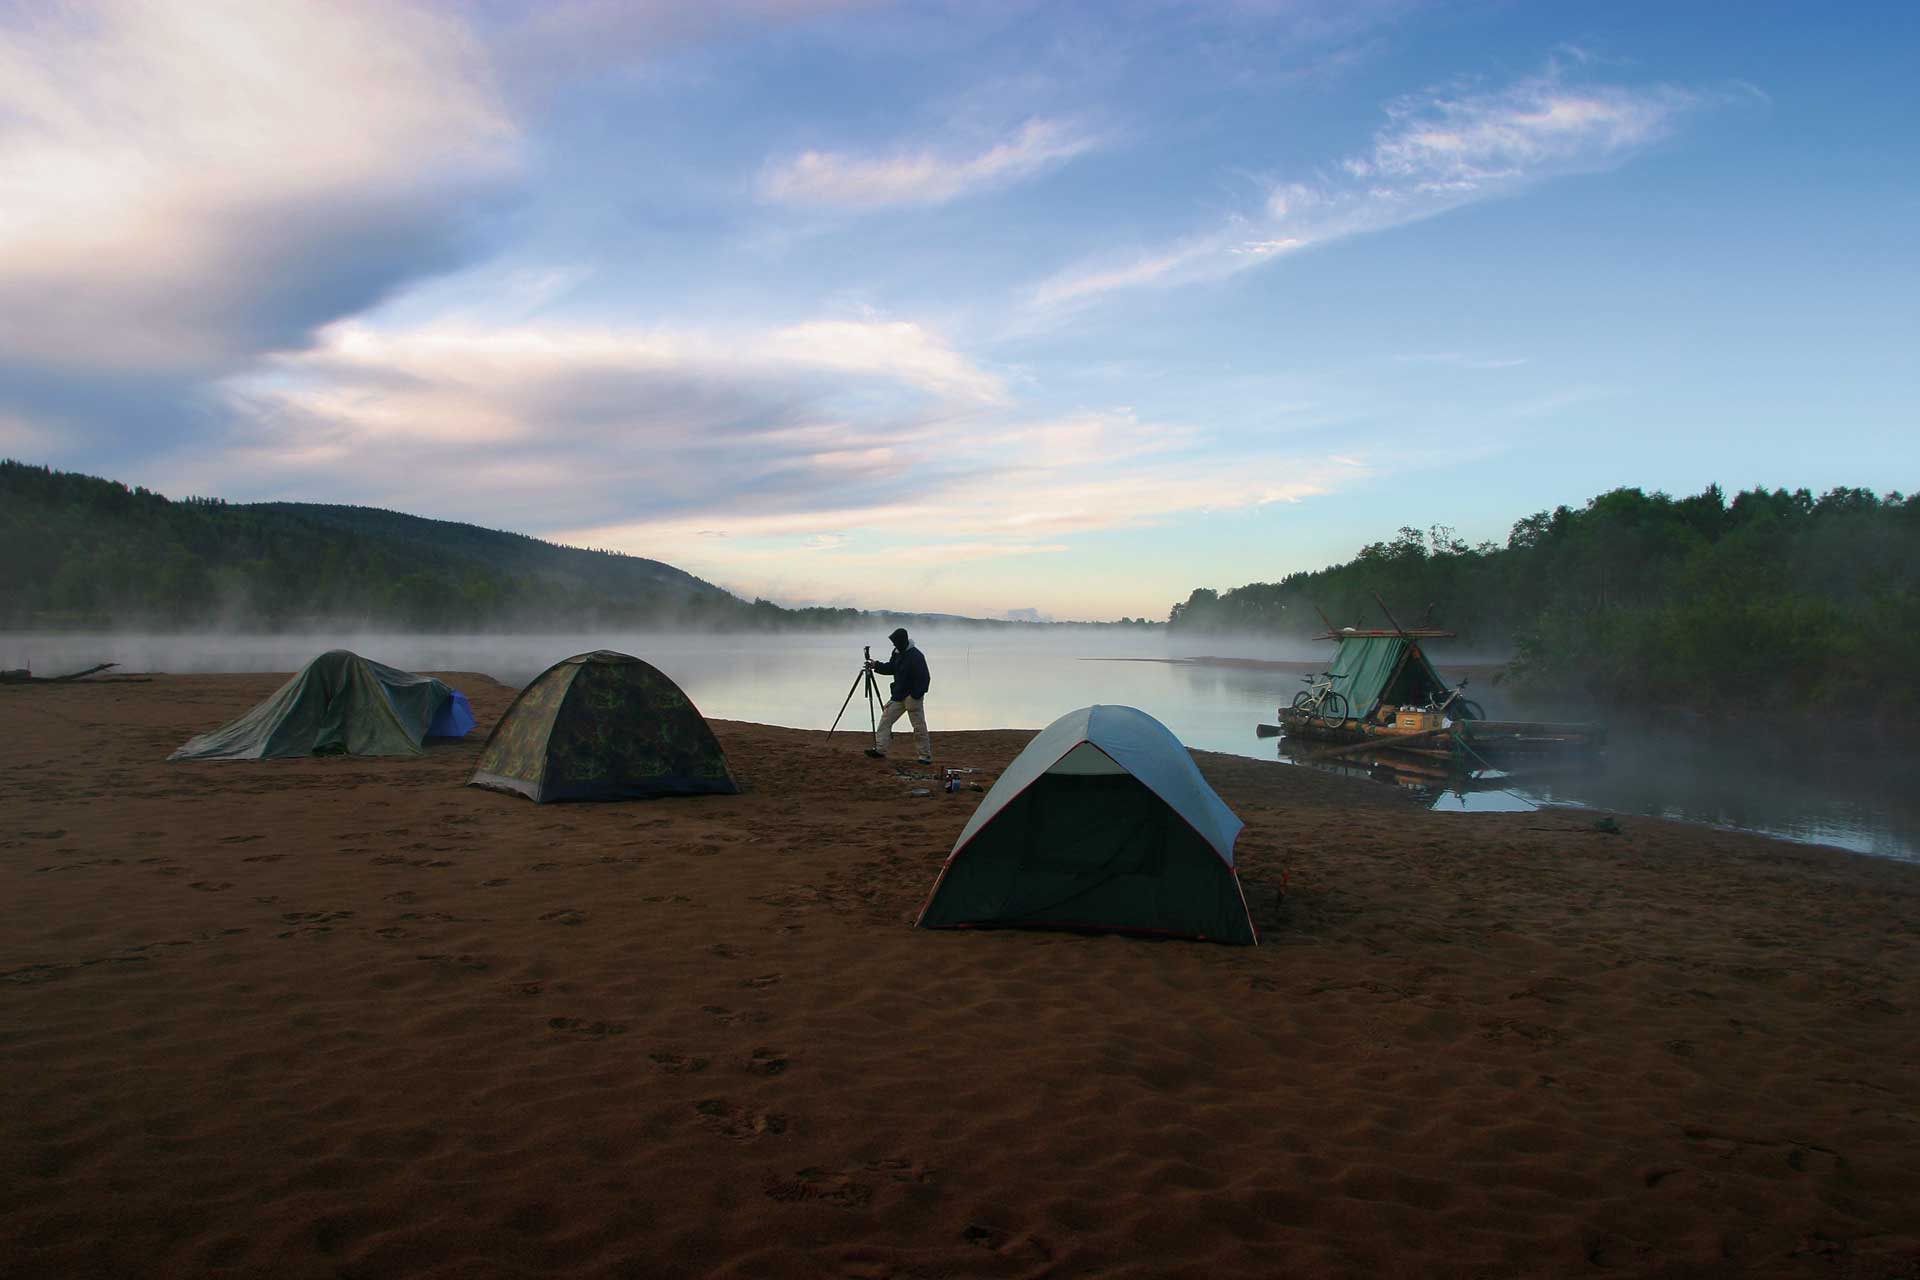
4,1,1917,622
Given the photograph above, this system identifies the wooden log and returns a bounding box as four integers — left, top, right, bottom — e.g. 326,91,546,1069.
34,662,117,683
1311,726,1451,761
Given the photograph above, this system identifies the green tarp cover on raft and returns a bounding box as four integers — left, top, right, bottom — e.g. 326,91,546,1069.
169,650,456,761
1325,636,1456,720
469,650,738,803
916,705,1257,945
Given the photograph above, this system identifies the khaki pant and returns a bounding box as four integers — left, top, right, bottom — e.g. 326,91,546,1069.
876,696,930,760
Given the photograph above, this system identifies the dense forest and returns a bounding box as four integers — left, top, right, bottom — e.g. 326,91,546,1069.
1168,484,1920,717
0,462,882,633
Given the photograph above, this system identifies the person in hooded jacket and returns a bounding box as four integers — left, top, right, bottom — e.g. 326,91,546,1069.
865,627,932,764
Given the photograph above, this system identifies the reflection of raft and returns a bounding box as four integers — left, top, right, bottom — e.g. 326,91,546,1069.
1275,706,1606,761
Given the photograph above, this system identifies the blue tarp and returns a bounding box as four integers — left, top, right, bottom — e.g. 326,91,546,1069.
430,689,476,739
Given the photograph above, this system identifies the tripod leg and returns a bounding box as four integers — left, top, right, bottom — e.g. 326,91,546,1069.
828,665,868,738
867,670,881,744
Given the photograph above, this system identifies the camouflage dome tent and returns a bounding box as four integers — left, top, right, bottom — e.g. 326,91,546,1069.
916,705,1257,945
469,650,738,803
168,650,473,761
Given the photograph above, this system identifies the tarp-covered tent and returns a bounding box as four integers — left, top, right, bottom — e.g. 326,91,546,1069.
917,705,1257,945
169,650,469,761
1325,635,1463,722
469,650,738,803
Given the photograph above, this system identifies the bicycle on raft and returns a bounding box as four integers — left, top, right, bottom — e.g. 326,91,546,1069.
1291,672,1350,729
1420,679,1487,723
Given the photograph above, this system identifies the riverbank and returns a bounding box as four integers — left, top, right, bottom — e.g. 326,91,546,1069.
3,674,1917,1277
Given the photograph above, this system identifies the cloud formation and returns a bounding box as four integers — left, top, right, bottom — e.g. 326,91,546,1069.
762,119,1098,208
151,315,1361,608
0,1,515,392
186,314,1003,524
1034,63,1701,306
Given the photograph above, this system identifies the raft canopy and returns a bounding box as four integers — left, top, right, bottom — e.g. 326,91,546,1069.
1324,635,1462,721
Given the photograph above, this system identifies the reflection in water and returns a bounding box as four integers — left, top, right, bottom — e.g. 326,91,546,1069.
5,630,1914,863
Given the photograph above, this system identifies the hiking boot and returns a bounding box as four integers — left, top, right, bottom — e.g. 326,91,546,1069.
864,748,885,759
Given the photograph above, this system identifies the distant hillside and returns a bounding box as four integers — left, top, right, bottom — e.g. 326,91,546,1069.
255,501,723,604
0,461,779,631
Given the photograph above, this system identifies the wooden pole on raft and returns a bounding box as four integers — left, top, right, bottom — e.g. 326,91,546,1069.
1372,591,1408,636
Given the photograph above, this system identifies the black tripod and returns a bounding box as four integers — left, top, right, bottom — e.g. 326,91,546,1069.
828,645,884,748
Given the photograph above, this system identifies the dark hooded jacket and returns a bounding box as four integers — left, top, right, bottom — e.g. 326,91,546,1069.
871,642,930,702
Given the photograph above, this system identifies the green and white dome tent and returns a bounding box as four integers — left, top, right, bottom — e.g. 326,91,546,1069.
168,649,471,761
916,705,1257,945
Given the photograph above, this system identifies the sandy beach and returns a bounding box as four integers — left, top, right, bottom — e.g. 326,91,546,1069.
3,672,1917,1279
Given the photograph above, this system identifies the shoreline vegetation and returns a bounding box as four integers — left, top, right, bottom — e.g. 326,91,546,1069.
1168,483,1920,725
7,461,1916,726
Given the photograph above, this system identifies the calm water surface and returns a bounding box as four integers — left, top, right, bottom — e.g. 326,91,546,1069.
8,629,1915,863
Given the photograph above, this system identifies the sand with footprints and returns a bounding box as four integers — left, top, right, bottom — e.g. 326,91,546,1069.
3,672,1918,1278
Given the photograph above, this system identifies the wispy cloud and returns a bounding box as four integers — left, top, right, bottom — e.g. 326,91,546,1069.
0,2,516,377
762,118,1099,208
1033,60,1705,307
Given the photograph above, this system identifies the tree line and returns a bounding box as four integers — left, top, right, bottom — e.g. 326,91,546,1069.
0,462,883,633
1167,484,1920,719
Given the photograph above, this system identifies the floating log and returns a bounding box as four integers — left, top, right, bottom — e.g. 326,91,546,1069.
1312,726,1452,761
2,662,124,686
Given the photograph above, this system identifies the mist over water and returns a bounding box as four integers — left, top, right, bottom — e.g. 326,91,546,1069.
8,628,1914,863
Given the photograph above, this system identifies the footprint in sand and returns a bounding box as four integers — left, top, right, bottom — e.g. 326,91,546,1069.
707,943,748,959
745,1047,790,1076
762,1168,872,1208
740,974,781,990
649,1051,711,1073
480,878,510,888
528,862,561,872
701,1005,769,1026
540,909,587,926
548,1016,626,1038
963,1225,1051,1261
21,830,68,840
384,891,419,904
694,1098,786,1140
419,953,489,973
219,834,263,845
188,881,233,892
240,853,285,863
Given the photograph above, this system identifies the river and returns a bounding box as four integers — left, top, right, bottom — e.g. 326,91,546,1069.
6,629,1915,863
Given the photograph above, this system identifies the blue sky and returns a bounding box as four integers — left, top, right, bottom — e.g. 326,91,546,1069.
4,1,1915,620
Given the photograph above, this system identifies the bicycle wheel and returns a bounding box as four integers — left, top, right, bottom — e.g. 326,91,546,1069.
1457,699,1486,721
1317,691,1349,729
1290,690,1314,712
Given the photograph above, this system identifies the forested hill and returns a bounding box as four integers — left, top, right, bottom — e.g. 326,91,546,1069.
1168,484,1920,717
254,502,714,601
0,461,856,631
